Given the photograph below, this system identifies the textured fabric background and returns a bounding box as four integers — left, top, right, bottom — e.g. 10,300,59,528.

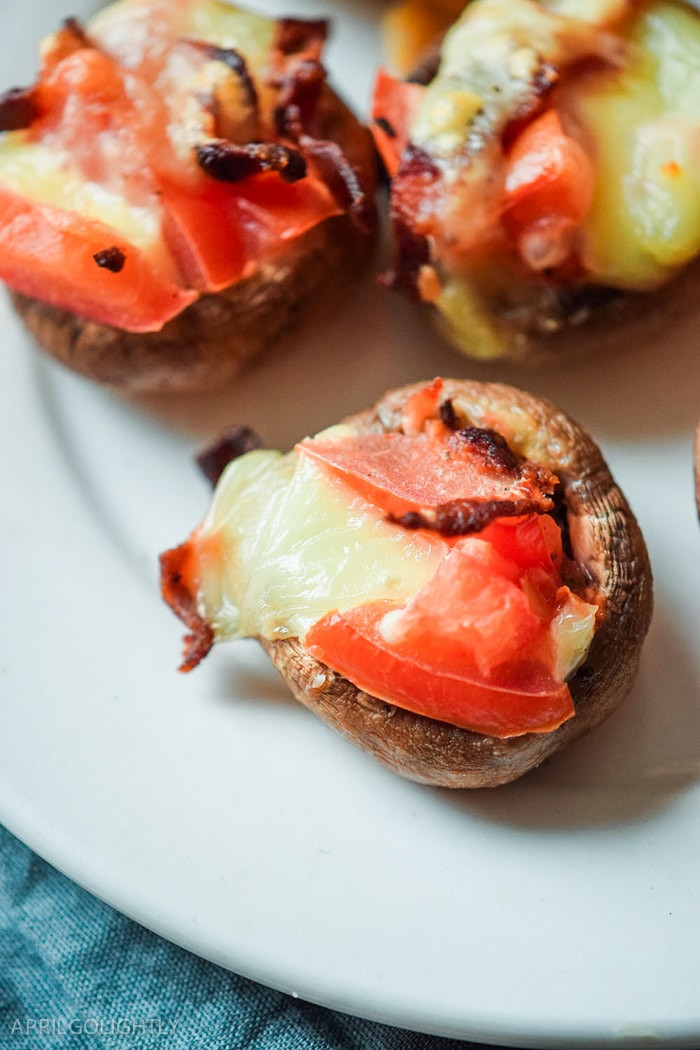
0,825,513,1050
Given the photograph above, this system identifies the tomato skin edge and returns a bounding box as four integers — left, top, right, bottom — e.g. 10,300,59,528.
0,184,196,332
305,603,575,740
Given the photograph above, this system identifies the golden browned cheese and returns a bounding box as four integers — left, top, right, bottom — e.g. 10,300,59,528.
261,380,653,788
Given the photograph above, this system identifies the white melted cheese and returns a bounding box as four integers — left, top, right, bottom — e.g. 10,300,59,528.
195,437,447,644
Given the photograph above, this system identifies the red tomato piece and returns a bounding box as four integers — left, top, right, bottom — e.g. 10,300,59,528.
161,172,341,292
503,108,594,233
371,67,425,176
298,429,555,518
33,47,166,195
382,539,548,672
305,598,574,739
305,514,576,738
400,377,443,435
479,514,563,576
0,185,195,331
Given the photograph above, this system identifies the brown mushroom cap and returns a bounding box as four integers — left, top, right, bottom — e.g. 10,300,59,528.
10,86,378,395
262,379,653,788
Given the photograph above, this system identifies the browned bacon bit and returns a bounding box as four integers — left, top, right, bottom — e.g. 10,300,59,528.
275,18,328,59
273,60,327,139
160,545,214,672
382,215,431,299
439,398,460,431
452,426,520,475
0,87,38,131
390,496,549,537
301,136,375,231
196,140,307,183
399,142,440,182
186,41,259,110
383,145,440,295
93,246,126,272
196,425,262,487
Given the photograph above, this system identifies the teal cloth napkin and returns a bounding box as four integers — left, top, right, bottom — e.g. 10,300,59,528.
0,825,509,1050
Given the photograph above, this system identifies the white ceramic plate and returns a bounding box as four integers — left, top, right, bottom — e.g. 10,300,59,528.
1,2,699,1047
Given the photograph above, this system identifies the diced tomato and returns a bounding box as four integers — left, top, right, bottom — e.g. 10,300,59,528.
159,180,249,292
298,428,556,518
371,67,425,177
480,514,563,576
502,108,594,236
304,499,579,738
305,595,574,739
0,185,195,331
381,538,549,669
161,172,341,292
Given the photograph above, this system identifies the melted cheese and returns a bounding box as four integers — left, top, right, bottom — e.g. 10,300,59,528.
566,2,700,288
195,434,447,643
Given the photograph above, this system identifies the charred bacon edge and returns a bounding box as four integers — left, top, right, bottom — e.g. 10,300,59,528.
388,496,552,536
195,139,307,183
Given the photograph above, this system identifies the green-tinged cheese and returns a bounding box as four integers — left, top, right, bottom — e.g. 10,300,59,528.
195,433,447,644
564,2,700,288
434,277,508,359
550,592,598,682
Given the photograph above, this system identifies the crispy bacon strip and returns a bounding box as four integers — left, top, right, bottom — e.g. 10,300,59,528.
452,426,520,475
300,136,375,231
390,496,551,536
385,145,440,296
195,139,307,183
273,59,327,139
